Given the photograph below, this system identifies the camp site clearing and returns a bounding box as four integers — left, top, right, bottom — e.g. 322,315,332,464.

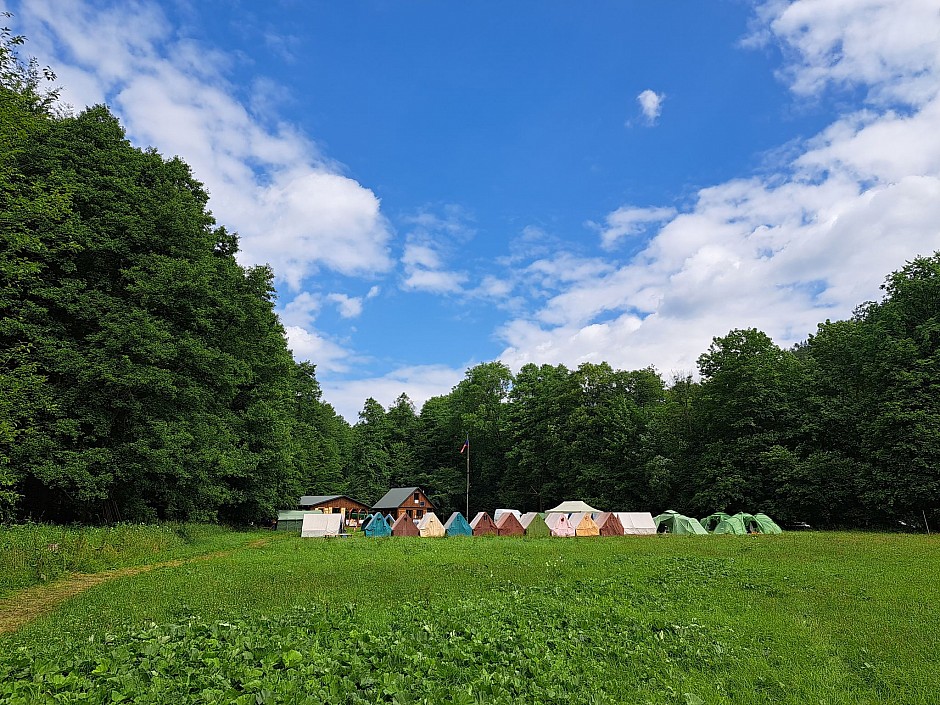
1,531,937,705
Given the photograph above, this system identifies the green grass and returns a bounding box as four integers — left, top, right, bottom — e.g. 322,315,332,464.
0,523,262,597
1,532,938,704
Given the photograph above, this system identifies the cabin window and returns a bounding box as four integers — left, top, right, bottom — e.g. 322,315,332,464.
417,509,424,518
407,509,413,518
414,492,419,503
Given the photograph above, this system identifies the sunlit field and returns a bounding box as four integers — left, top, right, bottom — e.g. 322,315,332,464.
1,530,937,704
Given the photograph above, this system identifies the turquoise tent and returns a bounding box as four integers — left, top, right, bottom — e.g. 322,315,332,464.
444,512,473,536
364,513,392,537
653,510,708,535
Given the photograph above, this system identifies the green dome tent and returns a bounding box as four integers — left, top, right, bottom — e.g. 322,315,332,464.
753,513,783,534
700,512,732,532
654,510,708,535
713,514,749,535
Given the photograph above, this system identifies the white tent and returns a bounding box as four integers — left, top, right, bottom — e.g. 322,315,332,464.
614,512,657,535
519,512,539,529
301,513,344,537
493,508,523,523
545,500,599,514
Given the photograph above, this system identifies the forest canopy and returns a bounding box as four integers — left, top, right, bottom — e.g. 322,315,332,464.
2,26,938,528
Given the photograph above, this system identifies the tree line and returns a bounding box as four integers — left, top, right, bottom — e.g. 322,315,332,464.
3,28,938,528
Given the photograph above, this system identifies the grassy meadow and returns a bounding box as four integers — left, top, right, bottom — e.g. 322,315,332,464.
0,529,937,704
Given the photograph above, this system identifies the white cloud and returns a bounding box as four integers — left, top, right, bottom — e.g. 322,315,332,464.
636,89,665,124
321,365,466,423
278,292,321,329
283,326,353,374
590,206,677,250
18,0,394,291
500,0,940,377
327,293,363,319
399,207,473,294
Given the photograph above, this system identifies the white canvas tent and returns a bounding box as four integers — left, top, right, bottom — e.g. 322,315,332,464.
301,513,344,537
614,512,657,535
545,500,599,514
493,509,523,523
519,512,539,529
417,512,446,537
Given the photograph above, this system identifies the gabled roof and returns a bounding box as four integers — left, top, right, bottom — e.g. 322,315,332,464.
299,494,368,508
545,500,599,514
372,487,433,510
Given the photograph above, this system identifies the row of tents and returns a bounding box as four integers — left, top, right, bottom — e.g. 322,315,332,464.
294,506,783,538
654,510,783,535
348,510,660,538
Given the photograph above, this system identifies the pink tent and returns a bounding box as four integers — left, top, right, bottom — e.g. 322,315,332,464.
544,513,575,537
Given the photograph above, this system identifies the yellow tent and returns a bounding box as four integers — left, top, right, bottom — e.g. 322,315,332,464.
570,512,600,537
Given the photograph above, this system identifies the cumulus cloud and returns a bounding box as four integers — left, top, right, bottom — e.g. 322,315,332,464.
327,293,364,319
591,206,677,250
636,89,665,124
321,365,466,423
399,207,473,294
17,0,394,291
500,0,940,377
283,326,354,374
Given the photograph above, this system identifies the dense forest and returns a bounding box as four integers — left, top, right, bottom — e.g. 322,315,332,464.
2,28,939,529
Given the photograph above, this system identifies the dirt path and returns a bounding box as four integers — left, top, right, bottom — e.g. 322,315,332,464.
0,538,272,635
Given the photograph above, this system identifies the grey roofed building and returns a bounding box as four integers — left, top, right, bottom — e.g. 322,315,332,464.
371,487,436,521
372,487,418,510
300,494,343,505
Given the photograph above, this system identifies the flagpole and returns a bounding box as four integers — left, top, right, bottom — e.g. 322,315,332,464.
465,436,470,519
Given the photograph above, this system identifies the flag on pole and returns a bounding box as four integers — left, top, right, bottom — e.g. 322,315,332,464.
460,436,469,454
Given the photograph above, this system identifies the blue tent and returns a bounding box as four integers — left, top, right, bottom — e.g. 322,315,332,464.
444,512,473,536
364,512,392,537
360,514,374,532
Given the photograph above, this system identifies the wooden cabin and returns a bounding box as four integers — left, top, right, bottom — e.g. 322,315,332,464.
298,495,370,526
372,487,436,522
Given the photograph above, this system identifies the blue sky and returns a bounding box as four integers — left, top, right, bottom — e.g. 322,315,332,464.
10,0,940,421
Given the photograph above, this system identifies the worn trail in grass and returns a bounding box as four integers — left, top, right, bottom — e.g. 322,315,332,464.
0,536,274,634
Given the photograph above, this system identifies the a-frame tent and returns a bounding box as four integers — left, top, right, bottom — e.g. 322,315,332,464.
418,512,446,537
496,512,525,536
570,512,600,537
391,514,419,537
614,512,657,535
544,513,575,537
521,513,551,537
470,512,498,536
596,512,624,536
444,512,473,536
364,512,391,537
